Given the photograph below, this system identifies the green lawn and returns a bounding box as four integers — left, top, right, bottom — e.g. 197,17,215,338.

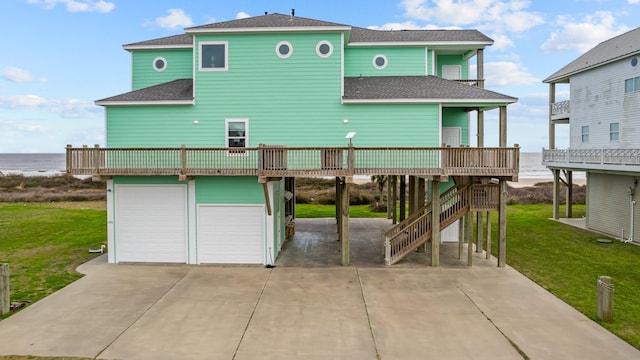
0,202,639,351
0,203,106,320
486,204,640,349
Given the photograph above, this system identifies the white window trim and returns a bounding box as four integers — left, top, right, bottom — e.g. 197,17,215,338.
275,41,293,59
316,40,333,58
225,118,249,156
372,54,388,70
199,41,228,72
610,122,620,142
153,56,167,72
581,125,589,143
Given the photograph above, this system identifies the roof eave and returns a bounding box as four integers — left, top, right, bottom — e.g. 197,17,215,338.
123,44,193,51
347,40,493,47
95,100,195,106
342,98,517,104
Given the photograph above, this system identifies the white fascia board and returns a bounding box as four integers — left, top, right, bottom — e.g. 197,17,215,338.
186,26,351,34
342,98,516,105
347,41,493,47
95,100,195,106
123,44,193,51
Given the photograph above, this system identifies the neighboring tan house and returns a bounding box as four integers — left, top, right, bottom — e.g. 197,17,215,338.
543,27,640,243
67,12,518,266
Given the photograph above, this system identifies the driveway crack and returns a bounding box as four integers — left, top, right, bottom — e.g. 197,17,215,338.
93,267,194,359
232,267,273,359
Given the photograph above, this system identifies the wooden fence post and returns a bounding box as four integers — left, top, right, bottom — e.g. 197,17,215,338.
597,276,614,323
0,263,9,315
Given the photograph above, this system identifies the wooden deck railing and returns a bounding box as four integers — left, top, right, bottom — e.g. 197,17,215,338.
66,145,519,178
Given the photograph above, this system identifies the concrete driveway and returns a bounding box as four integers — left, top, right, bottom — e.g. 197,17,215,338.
0,220,639,359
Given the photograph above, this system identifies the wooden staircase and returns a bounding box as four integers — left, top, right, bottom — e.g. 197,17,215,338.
384,183,497,265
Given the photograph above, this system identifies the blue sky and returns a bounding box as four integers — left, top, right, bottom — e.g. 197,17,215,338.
1,0,639,153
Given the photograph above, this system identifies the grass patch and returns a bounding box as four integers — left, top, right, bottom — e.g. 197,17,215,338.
485,204,640,349
295,204,389,218
0,203,106,319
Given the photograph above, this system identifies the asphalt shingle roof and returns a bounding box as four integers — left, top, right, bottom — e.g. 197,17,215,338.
186,13,349,31
343,76,516,102
96,79,193,104
349,27,492,43
544,27,640,83
124,34,192,48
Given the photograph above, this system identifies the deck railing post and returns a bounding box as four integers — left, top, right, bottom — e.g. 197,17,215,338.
347,144,355,174
93,144,101,174
180,144,187,175
82,145,88,170
66,144,72,174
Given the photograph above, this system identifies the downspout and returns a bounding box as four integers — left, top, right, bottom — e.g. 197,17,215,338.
624,185,636,243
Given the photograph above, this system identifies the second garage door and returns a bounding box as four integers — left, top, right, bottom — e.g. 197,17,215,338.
197,205,265,264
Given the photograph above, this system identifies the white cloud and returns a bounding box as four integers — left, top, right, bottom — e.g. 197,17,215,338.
27,0,114,13
155,8,193,29
367,21,447,30
236,11,251,19
488,33,514,50
541,11,630,53
629,0,640,4
1,67,48,83
484,61,539,86
0,95,99,119
401,0,544,33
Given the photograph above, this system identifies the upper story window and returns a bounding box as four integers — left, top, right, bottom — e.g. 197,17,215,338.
200,41,228,71
276,41,293,59
153,57,167,72
610,122,620,141
581,125,589,143
226,119,248,155
624,76,640,93
316,41,333,58
373,54,388,70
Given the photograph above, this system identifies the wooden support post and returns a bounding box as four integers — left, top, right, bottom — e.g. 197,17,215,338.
431,179,441,267
458,216,464,259
552,169,560,220
476,212,484,253
399,175,406,221
498,179,507,267
336,177,341,242
0,263,9,315
387,175,392,219
408,176,416,215
566,170,573,218
66,144,72,174
466,211,473,266
341,178,350,266
486,212,492,260
392,176,398,224
417,177,426,209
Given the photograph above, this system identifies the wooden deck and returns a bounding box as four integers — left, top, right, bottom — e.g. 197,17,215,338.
67,145,520,179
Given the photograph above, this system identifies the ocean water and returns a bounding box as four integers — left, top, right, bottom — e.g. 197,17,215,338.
0,152,574,179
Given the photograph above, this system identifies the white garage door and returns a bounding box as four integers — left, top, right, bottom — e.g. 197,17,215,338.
115,185,187,263
197,205,264,264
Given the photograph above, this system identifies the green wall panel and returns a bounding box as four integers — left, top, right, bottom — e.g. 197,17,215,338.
132,49,193,90
344,47,426,76
195,176,263,204
442,108,469,146
437,54,468,79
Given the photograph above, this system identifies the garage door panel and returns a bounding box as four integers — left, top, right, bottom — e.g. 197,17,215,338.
198,205,264,264
115,185,187,263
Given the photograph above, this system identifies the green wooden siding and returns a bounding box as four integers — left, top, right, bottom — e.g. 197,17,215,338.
195,176,263,204
344,47,427,76
437,54,468,79
113,176,182,185
442,108,469,146
107,31,444,149
132,49,193,90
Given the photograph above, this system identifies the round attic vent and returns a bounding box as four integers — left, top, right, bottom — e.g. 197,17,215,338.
632,57,638,67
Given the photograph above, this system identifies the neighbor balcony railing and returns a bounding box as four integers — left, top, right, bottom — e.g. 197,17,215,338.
542,148,640,168
551,100,570,121
67,144,519,178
